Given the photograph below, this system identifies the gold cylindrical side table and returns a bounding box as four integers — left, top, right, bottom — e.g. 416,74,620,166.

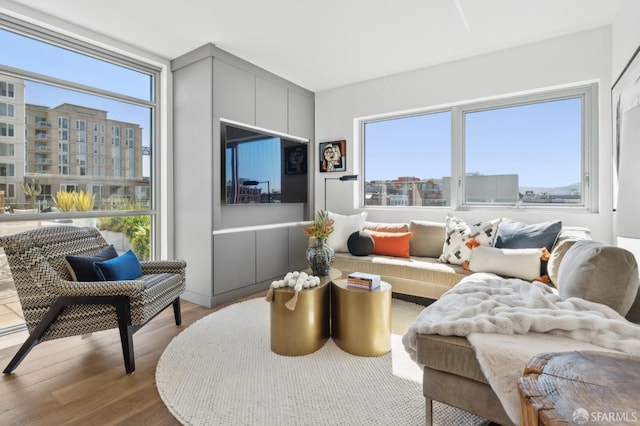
331,278,392,356
270,268,340,356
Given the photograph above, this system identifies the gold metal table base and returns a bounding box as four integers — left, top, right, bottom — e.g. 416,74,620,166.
269,269,340,356
331,279,392,357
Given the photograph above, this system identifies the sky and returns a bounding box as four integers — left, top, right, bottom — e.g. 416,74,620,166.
365,97,582,189
225,136,282,193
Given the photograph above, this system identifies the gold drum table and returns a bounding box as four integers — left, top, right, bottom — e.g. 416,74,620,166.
331,278,392,356
270,268,340,356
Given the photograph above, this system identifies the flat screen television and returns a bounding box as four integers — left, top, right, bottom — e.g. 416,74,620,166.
222,120,308,204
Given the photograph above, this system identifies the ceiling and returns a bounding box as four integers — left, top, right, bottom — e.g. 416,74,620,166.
4,0,622,92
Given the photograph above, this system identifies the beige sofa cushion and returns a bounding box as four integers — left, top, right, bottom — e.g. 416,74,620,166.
557,240,640,316
364,221,409,233
546,226,592,286
415,334,488,384
409,220,446,258
547,239,578,285
332,252,471,299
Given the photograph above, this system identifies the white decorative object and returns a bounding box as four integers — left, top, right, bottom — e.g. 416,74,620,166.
264,271,321,310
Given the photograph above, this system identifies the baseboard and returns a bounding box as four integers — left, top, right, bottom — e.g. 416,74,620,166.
392,292,435,307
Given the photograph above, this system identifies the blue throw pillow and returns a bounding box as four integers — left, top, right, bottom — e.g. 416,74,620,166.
65,245,118,281
94,249,143,281
494,218,562,252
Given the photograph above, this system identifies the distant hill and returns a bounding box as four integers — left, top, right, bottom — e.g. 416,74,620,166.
520,182,581,196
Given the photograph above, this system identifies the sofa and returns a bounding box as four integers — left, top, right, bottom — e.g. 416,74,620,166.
328,212,588,301
324,212,640,425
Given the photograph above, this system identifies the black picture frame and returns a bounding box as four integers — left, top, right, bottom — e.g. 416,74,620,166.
612,43,640,211
319,140,346,173
284,145,307,175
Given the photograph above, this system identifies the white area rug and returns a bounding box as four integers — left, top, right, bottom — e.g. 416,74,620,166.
156,297,489,426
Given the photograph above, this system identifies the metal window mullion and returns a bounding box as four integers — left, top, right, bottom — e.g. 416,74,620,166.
0,64,154,109
451,106,463,210
0,14,160,80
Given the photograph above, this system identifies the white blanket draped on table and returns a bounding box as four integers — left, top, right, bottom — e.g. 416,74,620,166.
402,272,640,424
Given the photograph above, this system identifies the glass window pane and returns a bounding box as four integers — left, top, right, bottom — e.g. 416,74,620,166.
364,111,451,207
0,71,152,212
0,28,152,101
464,98,582,205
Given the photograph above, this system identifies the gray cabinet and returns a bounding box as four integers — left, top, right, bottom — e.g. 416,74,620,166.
213,59,255,124
172,43,315,307
256,77,288,132
212,224,310,305
289,89,315,140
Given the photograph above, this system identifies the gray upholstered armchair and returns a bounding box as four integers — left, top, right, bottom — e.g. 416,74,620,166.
0,225,186,374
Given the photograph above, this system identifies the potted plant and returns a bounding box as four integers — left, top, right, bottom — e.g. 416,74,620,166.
52,190,76,212
300,210,335,276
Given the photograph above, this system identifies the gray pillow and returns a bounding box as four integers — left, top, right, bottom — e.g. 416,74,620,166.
547,239,578,286
557,240,640,316
409,220,446,258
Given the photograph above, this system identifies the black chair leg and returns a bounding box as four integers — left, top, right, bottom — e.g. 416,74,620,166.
4,336,41,374
3,299,67,374
173,297,182,325
114,297,135,374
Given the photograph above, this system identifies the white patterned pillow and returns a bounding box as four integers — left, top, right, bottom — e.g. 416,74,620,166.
438,215,501,265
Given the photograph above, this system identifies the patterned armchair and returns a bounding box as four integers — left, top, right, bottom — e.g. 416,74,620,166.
0,225,186,374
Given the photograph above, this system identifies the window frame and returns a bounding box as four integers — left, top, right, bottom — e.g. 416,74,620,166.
0,14,163,256
360,83,598,212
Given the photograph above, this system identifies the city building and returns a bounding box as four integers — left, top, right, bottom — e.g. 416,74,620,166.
1,76,148,211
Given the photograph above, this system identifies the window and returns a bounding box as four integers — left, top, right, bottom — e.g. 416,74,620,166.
0,102,14,117
0,143,15,156
463,96,583,205
0,183,15,197
0,163,15,176
364,111,451,207
2,22,154,214
362,84,596,210
0,123,14,137
0,81,14,97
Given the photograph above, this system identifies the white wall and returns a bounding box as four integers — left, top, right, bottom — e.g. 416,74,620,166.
315,27,614,243
611,0,640,261
612,0,640,80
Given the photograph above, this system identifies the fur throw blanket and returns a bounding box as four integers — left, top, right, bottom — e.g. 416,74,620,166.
403,272,640,359
402,272,640,424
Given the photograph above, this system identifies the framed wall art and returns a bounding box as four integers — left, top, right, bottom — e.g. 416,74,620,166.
319,140,346,173
612,43,640,213
284,145,307,175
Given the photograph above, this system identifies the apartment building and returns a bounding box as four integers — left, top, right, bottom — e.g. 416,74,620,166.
0,75,25,201
0,75,149,210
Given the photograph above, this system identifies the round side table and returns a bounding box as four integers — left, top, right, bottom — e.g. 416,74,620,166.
270,268,341,356
331,278,392,356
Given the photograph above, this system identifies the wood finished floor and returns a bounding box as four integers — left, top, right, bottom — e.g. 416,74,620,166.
0,293,264,426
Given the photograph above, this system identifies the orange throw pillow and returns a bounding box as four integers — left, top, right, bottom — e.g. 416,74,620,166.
366,230,412,258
